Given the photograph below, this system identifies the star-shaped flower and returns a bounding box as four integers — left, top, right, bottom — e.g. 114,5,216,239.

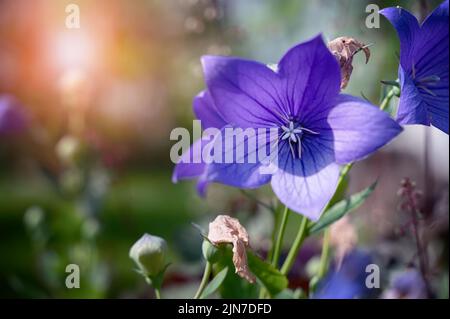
173,35,402,221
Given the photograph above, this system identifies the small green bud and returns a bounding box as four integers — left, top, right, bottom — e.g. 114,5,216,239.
129,234,168,278
202,240,221,263
82,218,100,240
305,256,321,279
24,206,45,230
55,135,84,166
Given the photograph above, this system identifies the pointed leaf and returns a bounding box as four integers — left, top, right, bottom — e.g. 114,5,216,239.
217,247,258,298
380,80,400,88
308,181,377,235
274,288,304,299
199,267,229,299
247,251,288,297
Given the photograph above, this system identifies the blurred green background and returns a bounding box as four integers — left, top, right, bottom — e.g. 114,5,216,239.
0,0,448,298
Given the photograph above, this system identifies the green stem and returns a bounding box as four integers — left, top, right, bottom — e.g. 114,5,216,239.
271,206,290,268
317,228,331,279
258,287,268,299
339,163,353,183
267,203,281,263
154,287,161,299
193,261,212,299
280,163,353,276
380,87,397,112
259,205,289,299
280,215,308,275
146,276,163,299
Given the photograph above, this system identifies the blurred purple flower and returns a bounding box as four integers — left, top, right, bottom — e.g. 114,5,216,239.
314,249,374,299
173,35,402,220
381,1,449,134
382,269,427,299
0,95,28,136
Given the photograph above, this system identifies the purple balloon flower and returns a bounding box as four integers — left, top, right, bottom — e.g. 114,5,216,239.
0,95,28,136
313,249,374,299
381,1,449,134
382,269,427,299
173,35,402,221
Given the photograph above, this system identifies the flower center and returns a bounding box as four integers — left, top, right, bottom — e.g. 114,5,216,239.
281,121,319,159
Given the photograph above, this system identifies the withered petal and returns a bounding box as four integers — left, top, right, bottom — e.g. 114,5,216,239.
207,215,255,283
328,37,371,89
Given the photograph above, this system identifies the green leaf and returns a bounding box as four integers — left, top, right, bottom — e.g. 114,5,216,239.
380,80,400,88
215,246,287,298
308,181,377,235
216,246,258,298
274,288,304,299
247,251,288,297
199,267,229,299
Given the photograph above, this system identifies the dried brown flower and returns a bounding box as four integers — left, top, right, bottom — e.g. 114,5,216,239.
207,215,256,283
328,37,371,89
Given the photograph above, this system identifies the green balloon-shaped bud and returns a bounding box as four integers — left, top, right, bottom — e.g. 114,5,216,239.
130,234,168,278
55,135,84,166
202,239,222,264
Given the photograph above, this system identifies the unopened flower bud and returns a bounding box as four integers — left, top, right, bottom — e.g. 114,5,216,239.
24,206,45,230
129,234,168,278
82,218,100,239
55,135,83,165
202,239,221,263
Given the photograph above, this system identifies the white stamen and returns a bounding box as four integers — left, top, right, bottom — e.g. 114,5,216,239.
280,121,319,159
289,141,296,158
301,127,319,135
